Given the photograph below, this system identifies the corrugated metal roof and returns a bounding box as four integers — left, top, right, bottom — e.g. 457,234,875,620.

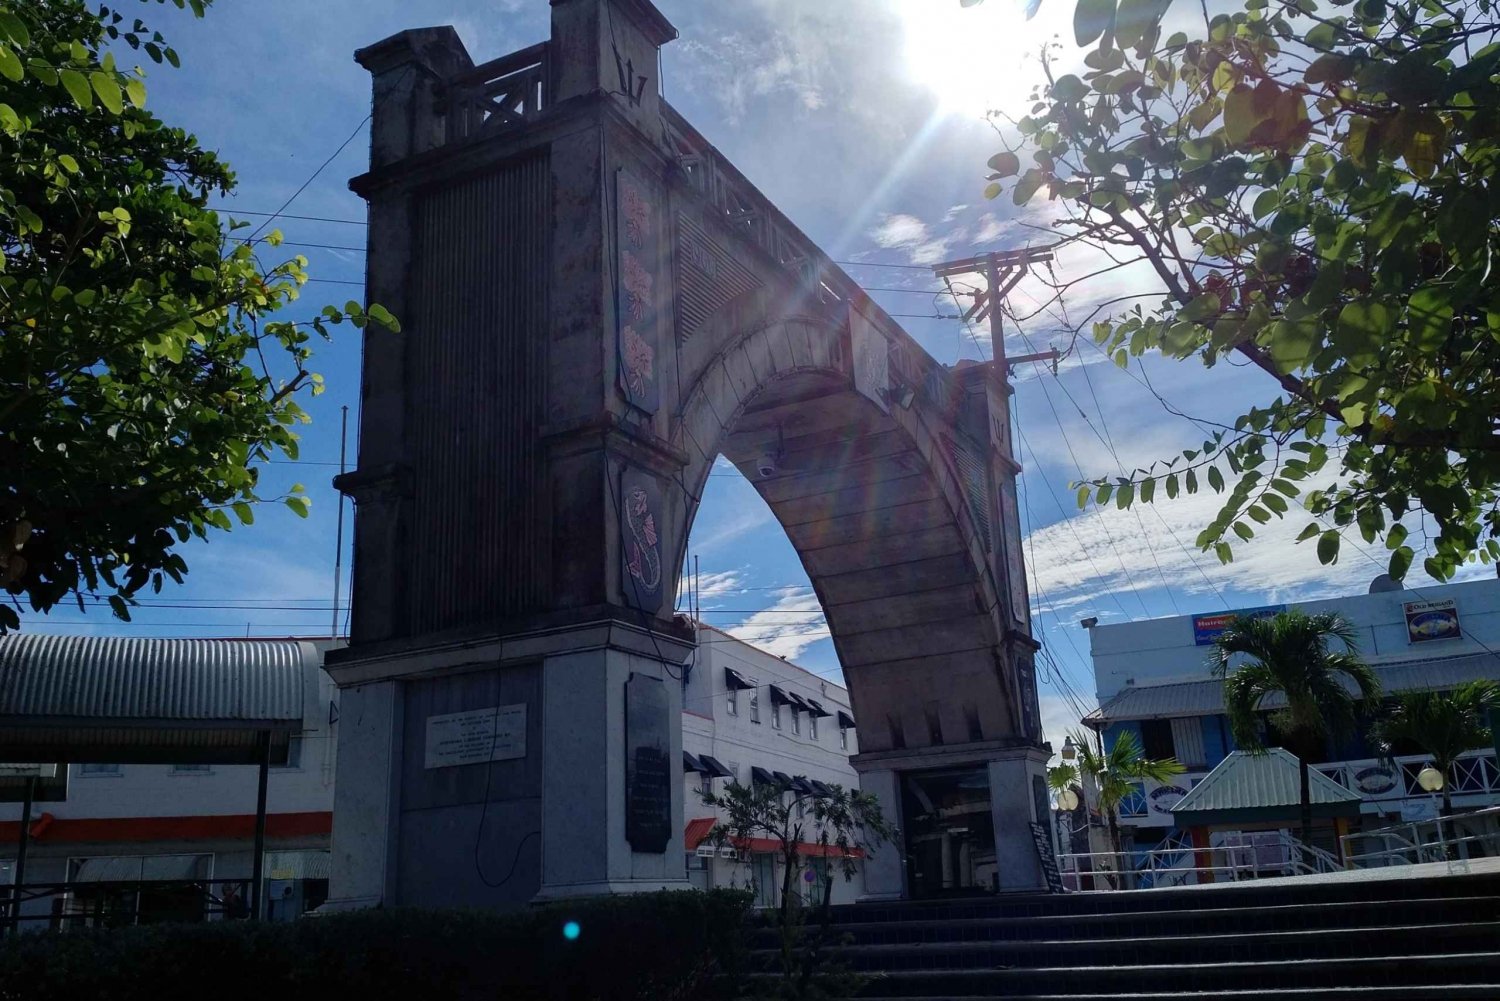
1090,652,1500,723
0,635,311,723
1171,748,1361,814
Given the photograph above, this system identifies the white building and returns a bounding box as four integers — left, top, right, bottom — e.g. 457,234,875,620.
0,637,338,927
1085,576,1500,853
680,625,864,907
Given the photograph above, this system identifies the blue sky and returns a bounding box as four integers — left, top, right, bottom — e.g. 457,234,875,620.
32,0,1480,749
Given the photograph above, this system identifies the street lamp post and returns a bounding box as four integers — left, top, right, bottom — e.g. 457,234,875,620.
1416,764,1447,860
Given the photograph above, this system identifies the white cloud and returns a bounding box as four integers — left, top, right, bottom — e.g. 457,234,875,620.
868,212,957,266
1023,469,1425,622
677,568,746,608
726,586,831,660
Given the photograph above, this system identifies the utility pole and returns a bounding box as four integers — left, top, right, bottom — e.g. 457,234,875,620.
931,246,1057,376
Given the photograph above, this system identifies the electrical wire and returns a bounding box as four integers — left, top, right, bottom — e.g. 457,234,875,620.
243,116,372,243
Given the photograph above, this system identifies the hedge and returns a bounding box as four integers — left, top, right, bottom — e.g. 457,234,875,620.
0,888,752,1001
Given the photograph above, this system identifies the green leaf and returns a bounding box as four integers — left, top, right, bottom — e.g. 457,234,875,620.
91,71,124,114
107,595,132,621
59,68,93,109
1223,84,1258,146
0,43,21,83
984,181,1002,200
1074,0,1117,47
1407,287,1453,353
0,11,31,48
1232,521,1254,541
987,151,1021,176
231,501,255,526
1388,545,1413,581
1116,482,1134,509
1296,523,1321,542
1207,466,1225,492
57,154,80,174
1386,524,1408,551
1052,75,1089,102
1139,477,1155,503
1114,0,1169,48
285,496,311,518
125,77,147,109
1316,529,1341,565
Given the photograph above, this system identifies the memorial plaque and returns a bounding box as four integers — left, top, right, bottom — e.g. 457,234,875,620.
423,704,527,769
625,673,671,853
1029,821,1065,894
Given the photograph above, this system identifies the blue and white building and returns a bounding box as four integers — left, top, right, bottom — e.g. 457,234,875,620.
1085,576,1500,853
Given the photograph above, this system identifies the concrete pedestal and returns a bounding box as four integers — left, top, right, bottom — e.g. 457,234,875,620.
324,618,694,910
852,741,1052,900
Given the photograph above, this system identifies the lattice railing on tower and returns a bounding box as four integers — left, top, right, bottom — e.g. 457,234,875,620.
442,42,549,143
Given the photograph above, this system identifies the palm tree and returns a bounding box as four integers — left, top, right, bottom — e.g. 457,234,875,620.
1066,727,1184,884
1369,681,1500,817
1211,610,1380,844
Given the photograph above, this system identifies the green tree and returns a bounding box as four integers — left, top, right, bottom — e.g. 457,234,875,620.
1065,727,1184,886
1212,610,1380,842
973,0,1500,583
0,0,395,631
703,779,896,999
1369,680,1499,815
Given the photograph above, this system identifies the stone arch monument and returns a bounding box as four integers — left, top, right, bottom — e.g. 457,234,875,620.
326,0,1050,909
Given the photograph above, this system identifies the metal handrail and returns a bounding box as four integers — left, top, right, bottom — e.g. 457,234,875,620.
1341,804,1500,868
1,877,253,931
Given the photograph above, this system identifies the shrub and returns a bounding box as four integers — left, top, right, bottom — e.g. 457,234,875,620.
0,888,752,1001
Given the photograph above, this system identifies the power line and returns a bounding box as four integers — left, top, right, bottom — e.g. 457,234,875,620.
243,116,372,243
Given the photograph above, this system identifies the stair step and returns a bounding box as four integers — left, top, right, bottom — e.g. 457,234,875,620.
829,873,1500,925
763,921,1500,970
855,989,1500,1001
833,952,1500,995
754,896,1500,945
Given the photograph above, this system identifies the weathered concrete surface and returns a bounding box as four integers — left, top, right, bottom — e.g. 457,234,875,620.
330,0,1050,906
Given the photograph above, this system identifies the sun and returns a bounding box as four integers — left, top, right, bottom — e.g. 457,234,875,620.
893,0,1048,118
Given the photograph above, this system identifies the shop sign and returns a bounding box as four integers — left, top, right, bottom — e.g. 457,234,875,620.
1193,605,1285,646
1405,599,1461,644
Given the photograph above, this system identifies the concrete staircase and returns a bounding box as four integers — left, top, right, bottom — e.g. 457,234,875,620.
748,870,1500,998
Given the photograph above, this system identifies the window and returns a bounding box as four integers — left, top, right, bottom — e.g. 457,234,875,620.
700,773,712,798
171,764,212,775
791,708,801,735
274,735,303,771
1140,719,1176,761
79,763,120,777
809,715,818,741
771,702,782,730
726,688,739,716
749,690,761,724
839,725,849,750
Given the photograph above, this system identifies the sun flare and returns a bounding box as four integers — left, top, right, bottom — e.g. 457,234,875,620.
894,0,1051,118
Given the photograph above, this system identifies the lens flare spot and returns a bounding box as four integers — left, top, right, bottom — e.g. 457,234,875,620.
562,920,581,941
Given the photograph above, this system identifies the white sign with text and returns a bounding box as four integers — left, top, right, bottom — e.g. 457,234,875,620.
424,704,527,769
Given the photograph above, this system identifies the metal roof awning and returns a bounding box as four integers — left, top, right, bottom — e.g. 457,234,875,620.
1088,652,1500,725
724,667,755,691
768,684,793,707
698,754,734,779
804,698,832,718
71,853,212,883
790,775,815,794
809,779,835,798
837,710,855,729
751,766,776,786
1171,748,1362,827
683,750,706,773
0,635,317,765
772,770,794,789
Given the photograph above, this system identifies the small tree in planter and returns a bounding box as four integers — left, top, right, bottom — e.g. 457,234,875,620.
703,780,897,999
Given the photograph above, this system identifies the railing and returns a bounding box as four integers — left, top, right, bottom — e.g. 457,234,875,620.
1119,750,1500,826
1341,804,1500,869
1058,844,1260,891
440,42,549,143
1,878,252,932
1060,832,1340,891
